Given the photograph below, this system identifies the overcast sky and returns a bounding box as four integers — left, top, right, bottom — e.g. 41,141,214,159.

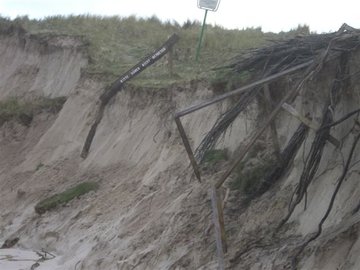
0,0,359,33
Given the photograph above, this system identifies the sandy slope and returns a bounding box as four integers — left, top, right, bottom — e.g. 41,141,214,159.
1,26,360,270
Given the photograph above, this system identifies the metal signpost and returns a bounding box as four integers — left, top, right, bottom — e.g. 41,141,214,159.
196,0,221,61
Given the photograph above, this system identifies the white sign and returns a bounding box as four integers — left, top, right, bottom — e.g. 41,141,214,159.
198,0,220,11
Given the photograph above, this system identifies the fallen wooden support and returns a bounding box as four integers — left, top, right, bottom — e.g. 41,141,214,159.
210,187,227,270
175,61,313,118
174,117,201,182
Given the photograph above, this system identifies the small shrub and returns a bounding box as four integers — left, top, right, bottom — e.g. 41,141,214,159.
0,98,33,126
35,96,67,113
202,149,228,164
0,97,66,127
35,162,44,171
35,181,99,214
230,158,275,199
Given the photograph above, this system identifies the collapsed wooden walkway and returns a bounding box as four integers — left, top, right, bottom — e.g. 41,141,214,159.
175,24,360,269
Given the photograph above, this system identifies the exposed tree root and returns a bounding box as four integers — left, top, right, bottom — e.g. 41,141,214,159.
321,107,360,130
257,123,309,196
278,51,350,230
194,88,259,162
292,132,360,269
278,106,333,229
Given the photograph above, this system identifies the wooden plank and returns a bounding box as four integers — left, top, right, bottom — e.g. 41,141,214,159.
175,61,313,118
263,85,282,162
168,45,174,77
210,187,226,270
217,190,228,254
281,103,340,148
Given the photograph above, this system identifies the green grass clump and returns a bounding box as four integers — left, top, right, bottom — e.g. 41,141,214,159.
203,149,228,164
0,98,33,126
0,97,66,127
35,181,99,214
230,158,275,199
35,96,67,113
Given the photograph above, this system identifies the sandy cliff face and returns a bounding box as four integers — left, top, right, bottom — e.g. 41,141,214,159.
0,27,360,270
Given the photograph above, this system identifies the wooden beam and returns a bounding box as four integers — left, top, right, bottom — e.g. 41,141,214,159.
210,187,226,270
175,61,313,118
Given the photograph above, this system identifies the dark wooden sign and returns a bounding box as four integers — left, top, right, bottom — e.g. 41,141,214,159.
100,33,179,104
81,33,179,158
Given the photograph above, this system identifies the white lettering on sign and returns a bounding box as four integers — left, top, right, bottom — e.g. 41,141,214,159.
120,75,129,83
141,59,151,67
152,47,167,60
130,67,141,76
198,0,220,11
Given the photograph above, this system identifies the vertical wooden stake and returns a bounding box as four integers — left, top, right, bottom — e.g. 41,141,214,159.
168,46,174,77
210,187,227,270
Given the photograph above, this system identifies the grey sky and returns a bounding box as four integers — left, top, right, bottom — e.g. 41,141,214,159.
0,0,359,33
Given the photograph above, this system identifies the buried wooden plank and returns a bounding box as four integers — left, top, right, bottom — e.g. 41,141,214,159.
210,187,227,270
281,103,340,148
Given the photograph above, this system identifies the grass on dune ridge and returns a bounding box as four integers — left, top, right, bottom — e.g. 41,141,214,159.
0,15,310,86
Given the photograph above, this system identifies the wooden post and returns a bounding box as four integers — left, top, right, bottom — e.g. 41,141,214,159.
263,84,282,162
168,46,173,77
210,187,227,270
